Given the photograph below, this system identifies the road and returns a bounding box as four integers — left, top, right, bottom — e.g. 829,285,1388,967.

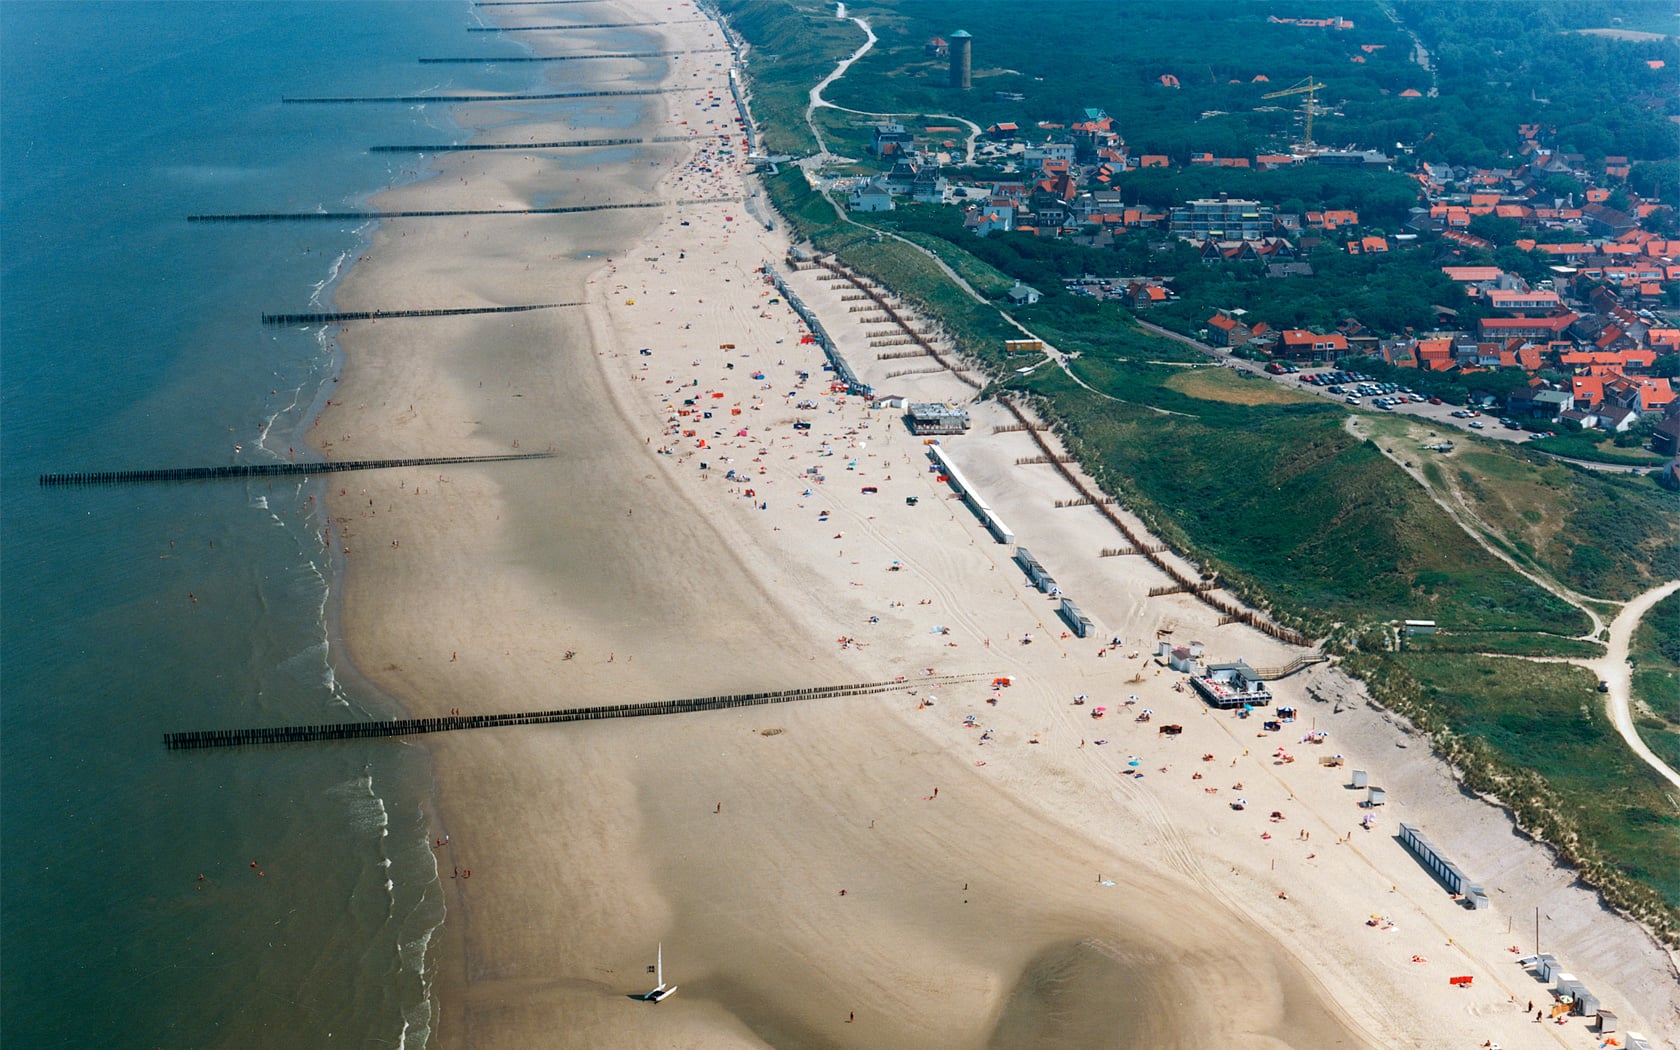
804,10,980,165
1581,580,1680,791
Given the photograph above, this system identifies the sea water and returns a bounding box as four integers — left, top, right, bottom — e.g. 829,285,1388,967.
0,3,577,1045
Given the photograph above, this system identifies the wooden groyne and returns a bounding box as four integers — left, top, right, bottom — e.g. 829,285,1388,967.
811,255,981,392
163,675,982,751
283,87,689,104
40,452,554,488
419,49,725,64
370,134,691,153
188,197,740,224
261,303,579,326
467,21,685,32
997,396,1311,648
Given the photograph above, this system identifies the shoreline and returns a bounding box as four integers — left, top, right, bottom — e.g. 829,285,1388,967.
310,2,1680,1048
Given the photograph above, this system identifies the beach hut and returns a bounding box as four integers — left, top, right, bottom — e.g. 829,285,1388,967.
1350,769,1369,789
1367,785,1386,806
1596,1009,1617,1033
1059,598,1094,638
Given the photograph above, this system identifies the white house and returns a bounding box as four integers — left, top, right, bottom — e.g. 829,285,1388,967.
848,178,895,213
1007,281,1042,306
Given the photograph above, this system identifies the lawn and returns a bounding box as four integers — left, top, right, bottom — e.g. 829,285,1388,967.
1163,367,1319,406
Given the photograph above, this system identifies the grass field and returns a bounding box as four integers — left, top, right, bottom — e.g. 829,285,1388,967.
1526,430,1668,467
1163,367,1319,405
1631,591,1680,728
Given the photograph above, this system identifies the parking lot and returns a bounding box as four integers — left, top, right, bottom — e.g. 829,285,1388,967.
1251,362,1540,443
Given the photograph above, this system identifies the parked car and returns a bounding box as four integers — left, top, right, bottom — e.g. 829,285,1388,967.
1469,421,1485,429
1427,397,1444,405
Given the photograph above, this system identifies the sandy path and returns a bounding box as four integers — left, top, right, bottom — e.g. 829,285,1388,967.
1584,580,1680,790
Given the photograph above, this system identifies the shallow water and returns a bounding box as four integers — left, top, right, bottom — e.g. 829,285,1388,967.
0,3,553,1045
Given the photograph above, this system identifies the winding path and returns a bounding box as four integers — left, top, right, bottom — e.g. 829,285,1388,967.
1581,580,1680,791
1360,416,1680,790
805,9,981,165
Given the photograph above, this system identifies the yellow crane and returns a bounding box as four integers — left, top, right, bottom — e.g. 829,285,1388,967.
1262,77,1327,150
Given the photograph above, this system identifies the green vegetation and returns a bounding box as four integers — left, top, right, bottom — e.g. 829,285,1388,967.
1394,0,1680,163
1631,590,1680,727
725,0,861,154
1427,450,1680,602
1015,360,1588,638
1113,166,1424,229
1405,632,1607,659
1149,247,1467,337
1526,430,1670,467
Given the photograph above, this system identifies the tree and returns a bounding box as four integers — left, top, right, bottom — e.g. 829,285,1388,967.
1629,161,1680,202
1469,214,1521,246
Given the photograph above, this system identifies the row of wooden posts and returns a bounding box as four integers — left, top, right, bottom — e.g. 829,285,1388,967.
164,676,982,751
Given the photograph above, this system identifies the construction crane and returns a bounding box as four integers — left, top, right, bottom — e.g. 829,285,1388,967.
1262,77,1327,151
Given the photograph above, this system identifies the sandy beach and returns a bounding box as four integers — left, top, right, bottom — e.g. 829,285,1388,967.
310,2,1680,1046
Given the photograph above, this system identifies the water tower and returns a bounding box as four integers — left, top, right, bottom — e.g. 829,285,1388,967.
949,29,971,89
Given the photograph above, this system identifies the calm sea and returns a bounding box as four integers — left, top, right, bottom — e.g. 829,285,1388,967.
0,3,575,1045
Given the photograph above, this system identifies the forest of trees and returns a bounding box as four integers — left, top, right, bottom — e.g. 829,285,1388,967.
804,0,1679,166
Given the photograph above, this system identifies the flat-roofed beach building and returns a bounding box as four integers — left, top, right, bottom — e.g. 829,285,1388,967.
905,402,970,434
1190,661,1273,708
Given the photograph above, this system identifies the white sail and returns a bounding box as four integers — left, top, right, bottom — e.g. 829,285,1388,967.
643,942,677,1002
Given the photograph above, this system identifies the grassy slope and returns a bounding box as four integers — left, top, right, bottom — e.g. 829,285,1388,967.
1018,360,1589,637
1630,591,1680,774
